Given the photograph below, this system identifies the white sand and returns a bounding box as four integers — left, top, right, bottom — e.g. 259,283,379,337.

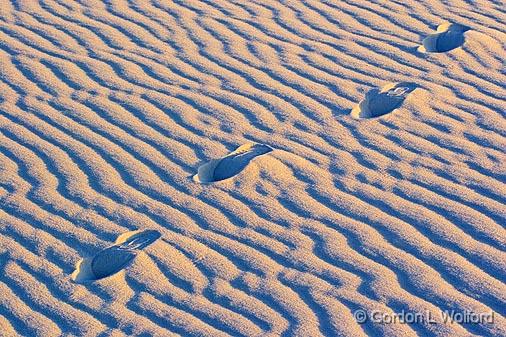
0,1,505,336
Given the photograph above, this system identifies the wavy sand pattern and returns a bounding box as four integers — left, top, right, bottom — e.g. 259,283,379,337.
0,1,505,336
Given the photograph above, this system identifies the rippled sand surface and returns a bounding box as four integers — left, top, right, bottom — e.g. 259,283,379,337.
0,1,505,336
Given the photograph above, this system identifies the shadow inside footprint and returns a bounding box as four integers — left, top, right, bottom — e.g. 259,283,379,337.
194,143,273,183
418,23,470,53
351,82,417,119
72,229,161,282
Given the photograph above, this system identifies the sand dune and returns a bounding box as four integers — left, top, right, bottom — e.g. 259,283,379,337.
0,0,505,336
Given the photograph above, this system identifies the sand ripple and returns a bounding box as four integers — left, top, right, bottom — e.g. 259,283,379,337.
0,1,505,336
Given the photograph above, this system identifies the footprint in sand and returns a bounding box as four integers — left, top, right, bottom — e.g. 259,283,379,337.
194,143,273,183
351,82,417,119
72,229,161,282
418,23,470,53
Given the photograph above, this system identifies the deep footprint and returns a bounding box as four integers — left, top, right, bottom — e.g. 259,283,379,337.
72,229,161,282
418,23,470,53
351,82,417,119
194,143,273,183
